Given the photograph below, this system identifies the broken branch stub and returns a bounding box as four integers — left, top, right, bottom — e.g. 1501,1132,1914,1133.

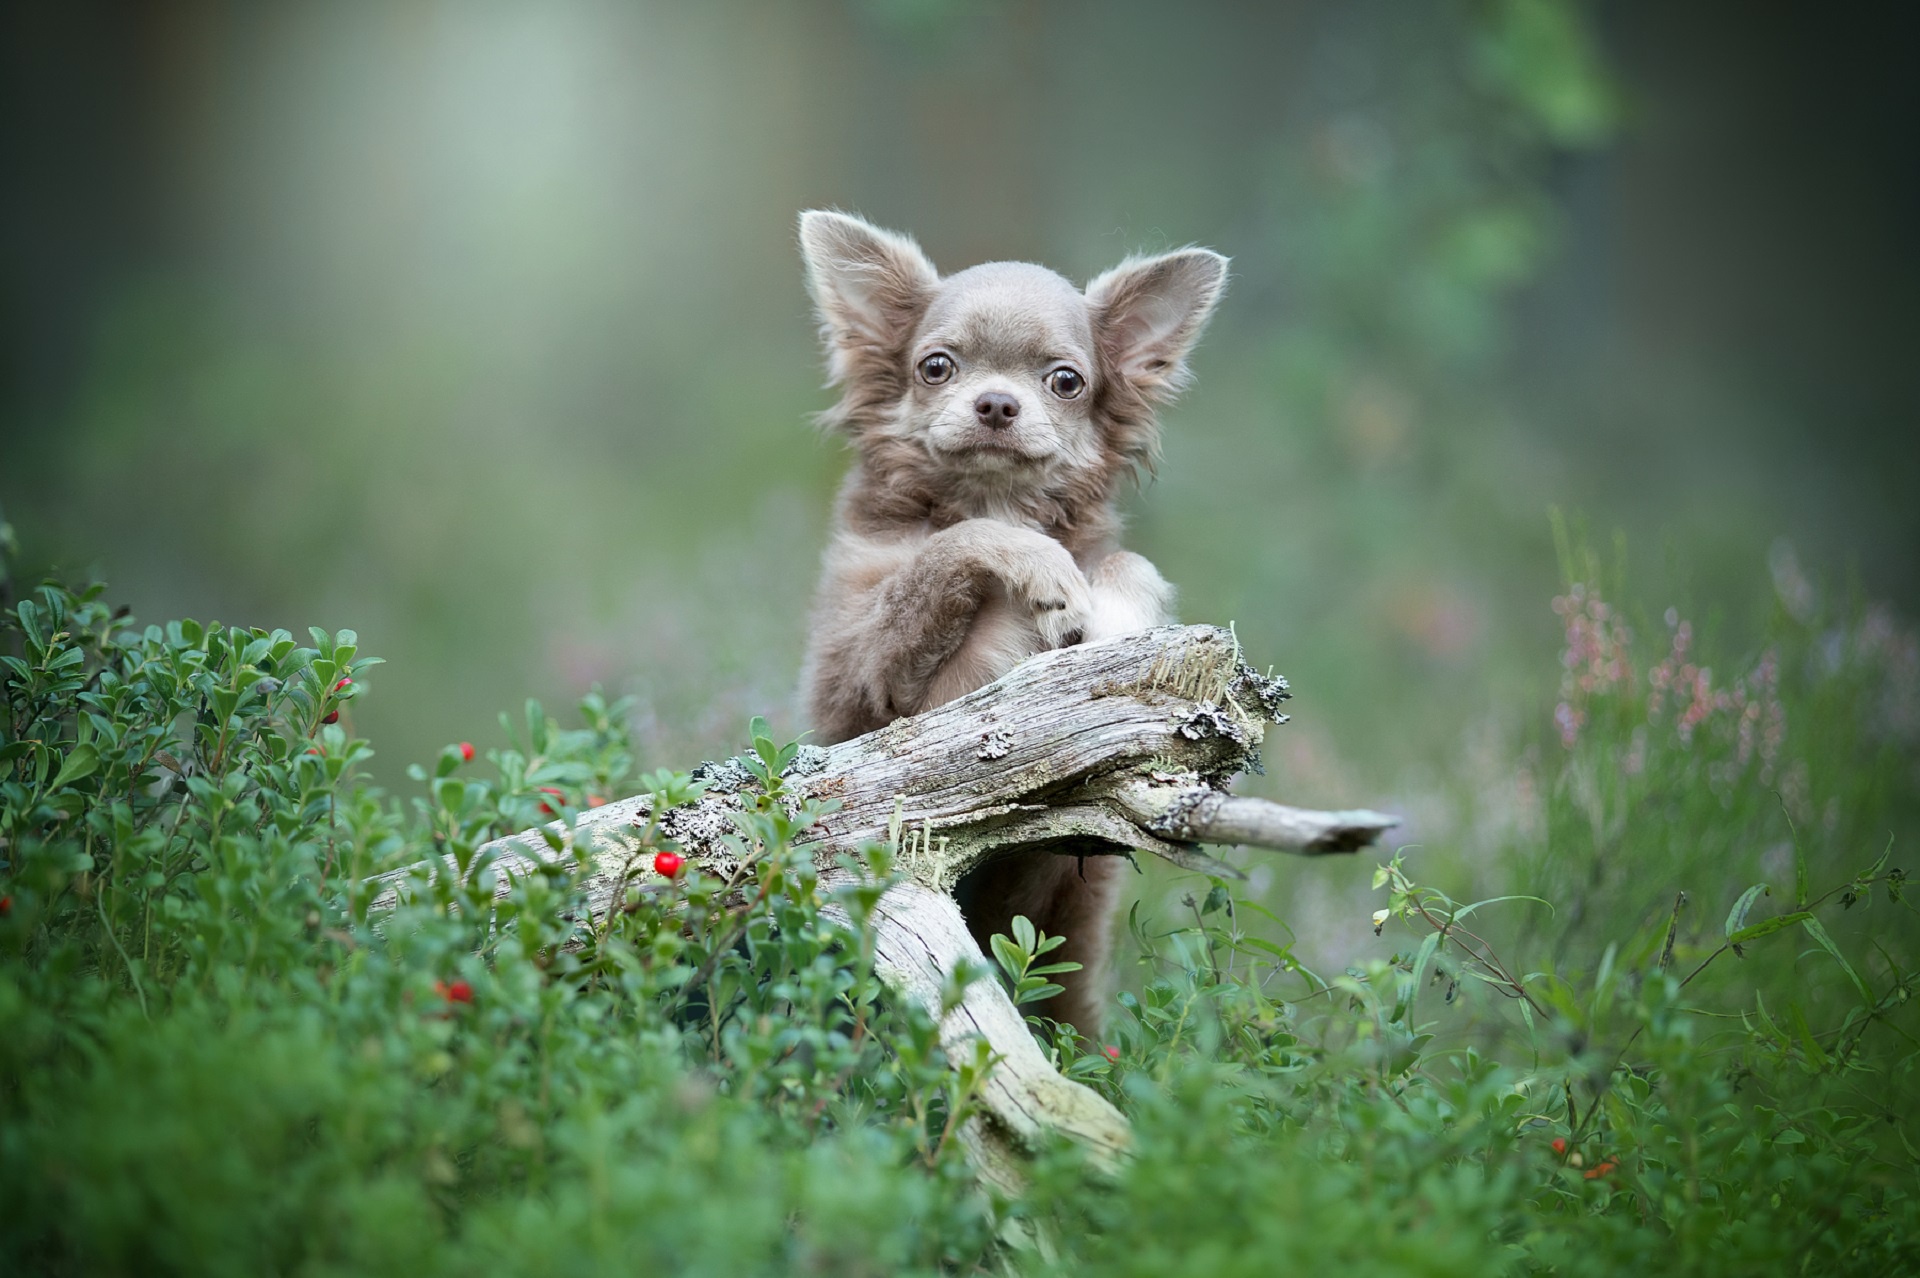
366,624,1395,1183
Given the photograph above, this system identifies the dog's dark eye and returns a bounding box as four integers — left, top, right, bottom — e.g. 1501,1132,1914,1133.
918,353,955,385
1046,367,1085,400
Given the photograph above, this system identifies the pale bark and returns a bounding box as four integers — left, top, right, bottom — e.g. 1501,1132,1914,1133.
368,624,1395,1184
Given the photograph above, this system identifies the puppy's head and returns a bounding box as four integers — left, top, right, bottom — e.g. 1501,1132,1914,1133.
799,210,1226,506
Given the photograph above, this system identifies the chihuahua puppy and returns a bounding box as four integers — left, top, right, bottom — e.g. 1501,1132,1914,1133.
797,210,1227,1032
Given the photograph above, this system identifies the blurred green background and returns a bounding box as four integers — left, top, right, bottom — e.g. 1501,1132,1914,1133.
4,1,1916,962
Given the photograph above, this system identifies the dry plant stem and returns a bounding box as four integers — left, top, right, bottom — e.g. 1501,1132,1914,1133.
1406,896,1548,1020
367,625,1397,1178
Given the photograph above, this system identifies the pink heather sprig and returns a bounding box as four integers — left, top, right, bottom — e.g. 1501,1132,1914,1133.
1555,588,1790,780
1553,700,1585,750
1551,584,1634,747
1646,607,1787,782
1646,609,1691,720
1738,648,1786,779
1673,664,1727,746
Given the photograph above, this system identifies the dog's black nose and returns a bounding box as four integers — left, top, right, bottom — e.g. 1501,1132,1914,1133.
974,391,1020,427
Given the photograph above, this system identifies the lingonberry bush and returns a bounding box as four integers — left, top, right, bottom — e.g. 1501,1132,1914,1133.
2,540,1916,1274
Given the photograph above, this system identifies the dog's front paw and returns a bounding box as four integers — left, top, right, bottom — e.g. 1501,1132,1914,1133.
958,520,1094,651
1009,552,1092,650
1030,587,1091,650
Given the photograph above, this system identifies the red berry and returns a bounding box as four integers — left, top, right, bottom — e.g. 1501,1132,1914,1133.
334,675,352,692
0,896,11,917
458,741,475,762
653,850,685,878
1103,1045,1120,1061
587,794,607,808
537,786,566,815
434,978,474,1004
1551,1138,1567,1156
322,710,339,725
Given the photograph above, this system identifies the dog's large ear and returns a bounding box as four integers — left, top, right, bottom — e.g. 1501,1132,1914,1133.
799,210,939,355
1085,249,1229,403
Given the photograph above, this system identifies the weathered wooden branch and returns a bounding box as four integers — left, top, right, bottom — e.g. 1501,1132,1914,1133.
369,624,1395,1186
818,872,1133,1193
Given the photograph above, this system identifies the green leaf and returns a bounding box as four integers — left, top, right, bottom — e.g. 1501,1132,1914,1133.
1866,833,1893,883
1786,1001,1830,1070
1751,990,1787,1048
1590,941,1617,1016
49,743,100,791
1451,893,1554,923
748,716,779,770
1728,911,1813,945
1800,916,1873,1003
1011,915,1037,955
1408,929,1442,1006
1724,884,1769,939
1015,980,1065,1006
15,597,45,650
989,933,1024,983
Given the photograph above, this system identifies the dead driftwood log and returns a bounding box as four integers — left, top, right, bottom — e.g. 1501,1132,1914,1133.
370,624,1395,1190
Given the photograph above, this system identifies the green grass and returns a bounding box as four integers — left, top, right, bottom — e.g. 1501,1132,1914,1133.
2,549,1916,1276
